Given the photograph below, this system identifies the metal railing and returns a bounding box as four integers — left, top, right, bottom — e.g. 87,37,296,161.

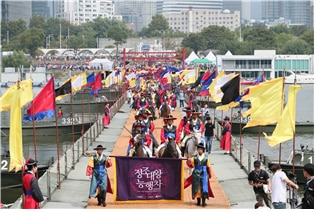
10,93,127,209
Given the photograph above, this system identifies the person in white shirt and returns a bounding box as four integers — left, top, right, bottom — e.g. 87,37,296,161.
271,164,299,209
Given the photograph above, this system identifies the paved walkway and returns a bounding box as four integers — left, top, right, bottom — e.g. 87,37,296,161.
42,103,256,209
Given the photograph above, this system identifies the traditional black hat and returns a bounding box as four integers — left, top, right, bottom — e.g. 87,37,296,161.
182,106,192,113
196,142,205,149
27,159,38,166
224,116,230,121
163,114,177,121
93,145,107,150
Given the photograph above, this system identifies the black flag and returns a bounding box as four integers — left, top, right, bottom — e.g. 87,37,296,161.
55,79,71,100
220,74,240,105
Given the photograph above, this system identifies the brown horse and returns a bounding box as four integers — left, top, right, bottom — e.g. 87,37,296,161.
157,137,180,158
129,134,150,157
159,102,171,118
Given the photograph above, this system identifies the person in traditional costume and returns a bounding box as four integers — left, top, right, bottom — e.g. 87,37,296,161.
156,115,181,156
137,93,149,110
57,106,63,118
22,159,44,209
132,90,139,110
131,113,147,136
181,110,204,156
86,145,112,207
185,143,214,207
219,116,232,154
103,103,111,129
188,91,195,108
127,123,153,157
141,109,159,154
170,92,177,110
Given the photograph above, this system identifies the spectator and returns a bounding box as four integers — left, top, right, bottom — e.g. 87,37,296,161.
178,90,185,108
248,160,272,208
200,104,210,123
204,117,216,154
270,164,299,209
300,163,314,209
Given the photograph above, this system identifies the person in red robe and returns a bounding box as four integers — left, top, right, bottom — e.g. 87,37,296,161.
22,159,44,209
220,116,232,154
103,103,111,128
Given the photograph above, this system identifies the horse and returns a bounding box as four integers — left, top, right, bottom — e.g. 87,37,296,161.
129,134,150,157
154,93,161,110
156,137,180,158
159,102,171,118
183,134,199,174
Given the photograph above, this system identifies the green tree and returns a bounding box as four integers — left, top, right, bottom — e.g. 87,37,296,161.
29,15,46,29
181,33,207,53
269,24,290,34
92,17,111,38
300,30,314,47
15,28,45,57
147,14,169,37
8,19,27,39
289,25,309,36
243,28,276,49
67,35,83,51
200,26,235,50
107,22,130,56
274,33,294,53
280,38,309,54
2,50,31,70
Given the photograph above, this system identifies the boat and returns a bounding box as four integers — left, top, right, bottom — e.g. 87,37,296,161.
228,117,314,134
1,155,50,189
284,70,314,84
267,145,314,184
0,113,96,137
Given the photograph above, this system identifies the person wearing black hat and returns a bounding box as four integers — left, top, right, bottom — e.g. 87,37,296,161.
131,113,147,136
248,160,272,208
185,143,214,207
136,92,149,110
300,163,314,209
22,158,44,209
219,116,232,154
86,145,112,207
127,123,153,157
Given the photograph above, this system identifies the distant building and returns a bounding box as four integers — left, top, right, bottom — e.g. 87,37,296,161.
32,0,61,20
261,0,313,28
114,0,157,32
1,0,32,25
57,0,122,25
162,0,222,13
217,50,314,80
163,8,240,33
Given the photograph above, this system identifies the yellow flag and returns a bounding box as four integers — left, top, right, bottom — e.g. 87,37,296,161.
241,77,284,128
264,85,302,147
9,88,24,172
0,79,33,112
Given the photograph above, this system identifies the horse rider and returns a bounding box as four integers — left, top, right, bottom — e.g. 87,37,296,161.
127,123,153,157
147,95,157,120
140,109,159,154
181,110,205,156
132,90,140,110
131,113,147,136
170,92,177,110
137,92,149,110
157,115,182,157
178,107,192,155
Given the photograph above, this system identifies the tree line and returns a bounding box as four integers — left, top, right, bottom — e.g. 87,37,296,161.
1,14,314,58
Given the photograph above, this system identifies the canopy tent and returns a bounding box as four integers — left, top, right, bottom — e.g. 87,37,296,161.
88,58,114,70
225,50,233,56
205,51,216,62
185,51,199,64
191,58,212,64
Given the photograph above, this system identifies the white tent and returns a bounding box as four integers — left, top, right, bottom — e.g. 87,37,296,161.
185,51,199,64
225,50,233,56
205,51,216,62
88,58,114,70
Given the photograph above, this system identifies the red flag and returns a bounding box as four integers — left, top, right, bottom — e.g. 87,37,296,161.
91,72,102,96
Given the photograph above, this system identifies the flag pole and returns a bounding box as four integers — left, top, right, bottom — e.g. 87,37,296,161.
54,97,61,189
292,77,297,175
31,102,39,179
70,90,75,169
87,88,92,146
257,125,261,160
81,89,85,155
230,107,233,155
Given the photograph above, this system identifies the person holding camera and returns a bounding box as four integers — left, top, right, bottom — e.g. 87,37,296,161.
248,160,272,208
270,164,299,209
